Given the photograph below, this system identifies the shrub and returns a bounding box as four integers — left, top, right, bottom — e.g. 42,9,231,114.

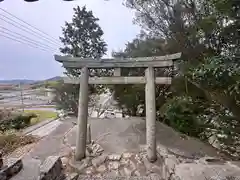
0,109,37,132
160,96,207,138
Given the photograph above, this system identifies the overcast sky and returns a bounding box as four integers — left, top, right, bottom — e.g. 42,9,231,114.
0,0,140,80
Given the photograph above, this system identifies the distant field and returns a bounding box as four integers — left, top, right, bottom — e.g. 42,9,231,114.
0,88,55,109
0,84,17,91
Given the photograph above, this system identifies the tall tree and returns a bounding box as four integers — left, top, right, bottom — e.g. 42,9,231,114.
53,6,107,116
125,0,235,64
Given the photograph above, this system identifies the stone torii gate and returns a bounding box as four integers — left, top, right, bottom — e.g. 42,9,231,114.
54,52,181,162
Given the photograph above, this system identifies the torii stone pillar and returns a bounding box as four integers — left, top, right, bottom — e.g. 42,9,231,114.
145,67,157,162
75,67,89,160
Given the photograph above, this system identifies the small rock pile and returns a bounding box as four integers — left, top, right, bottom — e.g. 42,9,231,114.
67,142,162,178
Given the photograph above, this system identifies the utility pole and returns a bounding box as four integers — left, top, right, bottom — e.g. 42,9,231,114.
19,82,24,112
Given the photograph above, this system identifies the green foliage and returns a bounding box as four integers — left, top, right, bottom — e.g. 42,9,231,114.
112,84,145,116
53,80,102,116
52,80,80,116
187,55,240,114
56,6,108,115
60,6,107,58
111,37,172,116
188,56,240,95
160,96,206,137
0,110,37,132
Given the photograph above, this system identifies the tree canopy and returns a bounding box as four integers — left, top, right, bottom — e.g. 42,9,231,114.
53,6,107,116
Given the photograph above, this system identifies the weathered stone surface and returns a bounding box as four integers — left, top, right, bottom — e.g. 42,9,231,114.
149,173,162,180
230,161,240,168
38,156,63,180
56,173,66,180
142,156,153,170
135,154,143,164
84,166,95,175
198,156,225,165
156,145,169,158
61,157,69,167
96,164,107,173
108,154,122,161
133,170,141,176
123,167,134,176
164,155,179,174
65,173,79,180
0,158,23,180
103,169,120,176
129,160,137,171
69,157,91,173
92,144,104,156
133,165,147,177
77,175,152,180
86,124,91,145
120,158,130,166
85,146,93,157
108,161,120,170
174,163,240,180
92,155,107,167
122,152,133,159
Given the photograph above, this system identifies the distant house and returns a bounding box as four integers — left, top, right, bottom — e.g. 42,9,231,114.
42,88,55,104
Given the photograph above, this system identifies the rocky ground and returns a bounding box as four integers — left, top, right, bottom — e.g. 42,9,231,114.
5,117,240,180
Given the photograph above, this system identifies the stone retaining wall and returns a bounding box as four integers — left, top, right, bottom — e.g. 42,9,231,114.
0,154,23,180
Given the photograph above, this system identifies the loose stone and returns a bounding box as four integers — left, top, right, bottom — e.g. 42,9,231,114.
108,154,122,161
108,161,120,170
92,155,107,167
96,164,107,173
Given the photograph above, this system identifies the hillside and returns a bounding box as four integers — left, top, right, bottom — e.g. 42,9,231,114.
0,79,36,85
0,76,62,85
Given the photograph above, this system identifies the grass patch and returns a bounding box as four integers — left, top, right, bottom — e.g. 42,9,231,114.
23,110,58,125
0,133,38,155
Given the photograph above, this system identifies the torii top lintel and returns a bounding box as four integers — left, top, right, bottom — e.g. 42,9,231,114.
54,52,181,68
